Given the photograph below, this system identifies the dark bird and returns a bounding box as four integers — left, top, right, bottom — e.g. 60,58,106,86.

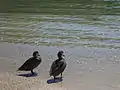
49,50,67,80
18,51,42,75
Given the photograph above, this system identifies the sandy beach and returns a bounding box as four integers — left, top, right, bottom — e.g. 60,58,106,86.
0,42,120,90
0,72,67,90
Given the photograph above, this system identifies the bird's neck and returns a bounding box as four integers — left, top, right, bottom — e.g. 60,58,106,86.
55,57,63,63
33,56,37,58
58,57,63,60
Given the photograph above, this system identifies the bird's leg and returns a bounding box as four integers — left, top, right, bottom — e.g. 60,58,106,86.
54,76,56,81
61,73,62,78
31,70,34,75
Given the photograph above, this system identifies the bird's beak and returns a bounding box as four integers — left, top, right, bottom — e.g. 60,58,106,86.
37,55,40,57
36,54,40,57
62,54,65,57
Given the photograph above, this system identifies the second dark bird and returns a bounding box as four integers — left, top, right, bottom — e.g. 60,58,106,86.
49,50,67,80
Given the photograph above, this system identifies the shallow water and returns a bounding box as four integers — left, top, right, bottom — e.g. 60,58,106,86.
0,0,120,49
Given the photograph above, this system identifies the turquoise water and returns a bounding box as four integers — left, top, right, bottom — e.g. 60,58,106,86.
0,0,120,49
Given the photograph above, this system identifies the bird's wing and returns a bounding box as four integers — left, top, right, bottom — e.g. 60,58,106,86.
18,57,33,70
50,60,63,75
50,61,57,75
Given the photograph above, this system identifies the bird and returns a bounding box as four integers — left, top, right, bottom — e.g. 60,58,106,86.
18,51,42,75
49,50,67,80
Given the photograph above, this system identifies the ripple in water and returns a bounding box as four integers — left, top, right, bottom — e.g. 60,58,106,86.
0,14,120,49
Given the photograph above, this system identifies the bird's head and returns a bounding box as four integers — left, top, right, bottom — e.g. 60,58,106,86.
33,51,40,57
57,50,65,59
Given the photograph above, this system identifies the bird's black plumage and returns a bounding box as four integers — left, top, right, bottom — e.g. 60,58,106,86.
18,51,42,74
49,50,67,79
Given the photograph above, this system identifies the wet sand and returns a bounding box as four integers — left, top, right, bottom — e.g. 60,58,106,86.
0,42,120,90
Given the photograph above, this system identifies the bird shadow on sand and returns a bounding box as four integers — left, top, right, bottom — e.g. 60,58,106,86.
17,72,38,77
47,77,63,84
